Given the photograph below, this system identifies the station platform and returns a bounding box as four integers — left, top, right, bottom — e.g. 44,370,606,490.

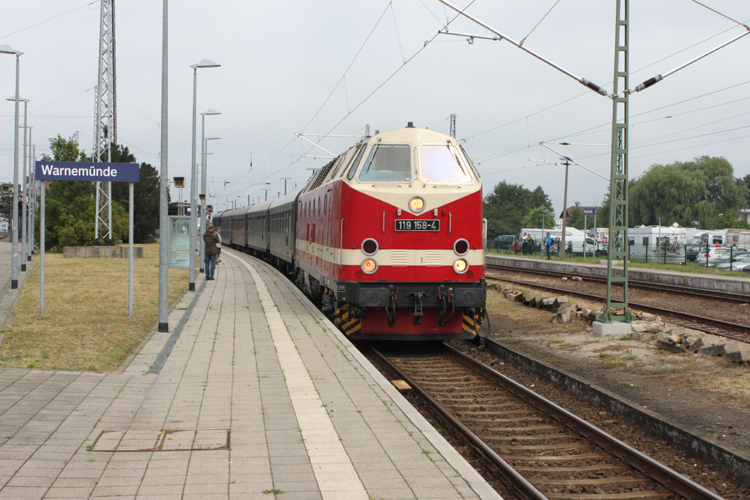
487,253,750,294
0,248,501,500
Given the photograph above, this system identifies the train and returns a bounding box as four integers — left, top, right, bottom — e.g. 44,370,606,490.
213,124,486,341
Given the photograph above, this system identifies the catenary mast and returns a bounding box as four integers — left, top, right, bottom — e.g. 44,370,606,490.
93,0,116,245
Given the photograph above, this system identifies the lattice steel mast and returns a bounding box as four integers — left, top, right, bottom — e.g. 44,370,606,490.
601,0,634,323
93,0,116,245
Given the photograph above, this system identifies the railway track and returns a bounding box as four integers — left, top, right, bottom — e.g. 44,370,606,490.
371,343,723,500
486,269,750,344
487,264,750,305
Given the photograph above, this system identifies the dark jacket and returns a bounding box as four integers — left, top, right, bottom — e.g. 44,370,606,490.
203,230,220,254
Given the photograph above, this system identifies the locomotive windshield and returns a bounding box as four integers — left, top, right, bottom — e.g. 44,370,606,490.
358,144,412,182
419,145,473,184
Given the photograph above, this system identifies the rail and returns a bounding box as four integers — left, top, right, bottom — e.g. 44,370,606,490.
371,344,725,500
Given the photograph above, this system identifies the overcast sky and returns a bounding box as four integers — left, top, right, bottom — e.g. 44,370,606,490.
2,0,749,218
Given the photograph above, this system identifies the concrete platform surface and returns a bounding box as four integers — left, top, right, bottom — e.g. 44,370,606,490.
0,248,502,500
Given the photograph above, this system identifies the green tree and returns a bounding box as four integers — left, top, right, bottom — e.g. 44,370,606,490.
521,206,552,229
629,156,748,229
109,144,161,243
39,136,128,250
484,181,553,238
566,202,585,230
740,174,750,207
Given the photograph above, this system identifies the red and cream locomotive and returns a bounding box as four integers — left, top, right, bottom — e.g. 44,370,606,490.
215,123,486,340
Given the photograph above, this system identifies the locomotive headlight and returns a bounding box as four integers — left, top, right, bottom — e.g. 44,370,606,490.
453,258,468,274
453,238,469,256
361,238,378,256
409,196,425,213
361,258,378,274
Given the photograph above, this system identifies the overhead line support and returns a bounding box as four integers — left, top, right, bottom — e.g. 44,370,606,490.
601,0,633,324
436,0,610,98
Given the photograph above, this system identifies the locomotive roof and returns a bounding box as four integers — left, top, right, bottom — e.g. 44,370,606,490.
301,125,477,195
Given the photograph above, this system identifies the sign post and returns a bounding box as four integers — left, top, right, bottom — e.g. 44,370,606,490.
35,161,139,317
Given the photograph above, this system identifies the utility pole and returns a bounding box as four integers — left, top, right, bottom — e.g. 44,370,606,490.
559,157,570,260
281,177,291,196
93,0,116,245
601,0,634,323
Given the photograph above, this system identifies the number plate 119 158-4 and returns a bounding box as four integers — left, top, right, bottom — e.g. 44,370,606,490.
395,219,440,232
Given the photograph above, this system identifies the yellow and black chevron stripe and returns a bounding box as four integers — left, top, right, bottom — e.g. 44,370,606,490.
462,308,485,336
335,303,361,336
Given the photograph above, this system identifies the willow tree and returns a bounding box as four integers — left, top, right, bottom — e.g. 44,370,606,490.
629,156,747,229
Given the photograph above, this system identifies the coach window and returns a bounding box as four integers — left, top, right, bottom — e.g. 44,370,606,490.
323,195,327,215
419,145,472,184
358,144,412,182
346,144,368,180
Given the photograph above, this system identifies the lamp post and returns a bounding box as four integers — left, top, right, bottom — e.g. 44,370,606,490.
1,44,23,289
281,177,291,196
6,96,29,272
27,128,33,262
199,109,220,273
158,0,169,333
200,136,219,272
188,59,220,292
30,144,36,258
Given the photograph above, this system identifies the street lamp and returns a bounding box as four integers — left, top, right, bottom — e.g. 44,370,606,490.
6,95,29,272
1,44,23,289
199,109,220,273
189,59,220,291
280,177,291,196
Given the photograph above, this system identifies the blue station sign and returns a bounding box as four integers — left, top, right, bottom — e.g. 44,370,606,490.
583,208,596,215
35,161,140,183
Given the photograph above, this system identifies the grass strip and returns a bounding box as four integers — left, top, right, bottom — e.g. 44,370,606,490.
0,243,188,372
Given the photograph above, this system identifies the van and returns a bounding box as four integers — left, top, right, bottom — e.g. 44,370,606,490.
521,227,601,256
494,234,516,251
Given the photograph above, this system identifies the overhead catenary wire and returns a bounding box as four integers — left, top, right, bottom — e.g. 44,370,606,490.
630,3,750,95
0,0,99,40
463,19,750,145
519,0,561,46
472,78,750,162
436,0,610,97
221,2,475,202
691,0,750,30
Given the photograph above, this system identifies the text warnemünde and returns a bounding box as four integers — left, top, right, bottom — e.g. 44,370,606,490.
40,164,118,177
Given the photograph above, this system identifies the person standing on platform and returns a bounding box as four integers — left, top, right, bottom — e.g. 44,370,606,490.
203,224,220,280
216,227,222,264
545,232,552,260
522,232,529,255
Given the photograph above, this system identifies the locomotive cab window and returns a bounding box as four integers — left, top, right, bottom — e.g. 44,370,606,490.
358,144,412,182
419,145,473,184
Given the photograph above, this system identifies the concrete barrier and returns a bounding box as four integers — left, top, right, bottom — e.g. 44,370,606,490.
63,246,143,258
486,254,750,294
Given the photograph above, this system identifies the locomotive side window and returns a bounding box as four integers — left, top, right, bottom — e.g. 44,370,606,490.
419,145,472,184
346,144,367,180
358,144,412,182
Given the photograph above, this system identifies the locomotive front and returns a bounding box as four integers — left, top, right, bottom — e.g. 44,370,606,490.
297,124,486,341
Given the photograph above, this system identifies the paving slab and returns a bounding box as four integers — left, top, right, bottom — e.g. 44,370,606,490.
0,248,502,499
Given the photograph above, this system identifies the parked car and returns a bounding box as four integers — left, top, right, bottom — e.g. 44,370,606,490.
495,234,516,251
715,255,750,270
696,247,747,266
